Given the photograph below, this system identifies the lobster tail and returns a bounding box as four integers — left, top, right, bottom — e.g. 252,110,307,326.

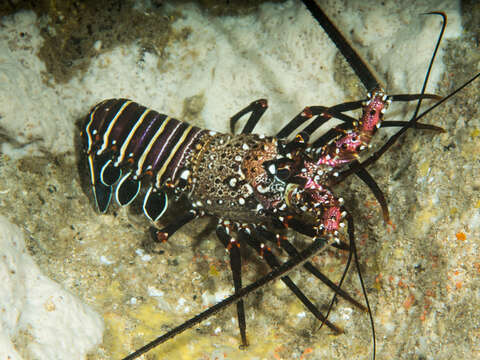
82,98,205,220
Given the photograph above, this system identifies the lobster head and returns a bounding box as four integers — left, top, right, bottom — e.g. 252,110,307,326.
257,133,345,239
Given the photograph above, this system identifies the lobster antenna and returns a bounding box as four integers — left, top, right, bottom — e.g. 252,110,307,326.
335,12,448,183
348,213,377,360
410,71,480,123
324,13,449,359
320,213,377,359
301,0,382,91
409,12,447,124
318,224,354,327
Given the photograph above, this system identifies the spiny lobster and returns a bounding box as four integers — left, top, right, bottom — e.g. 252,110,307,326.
81,1,479,359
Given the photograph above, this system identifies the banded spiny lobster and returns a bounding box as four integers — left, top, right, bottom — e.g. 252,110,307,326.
81,1,479,359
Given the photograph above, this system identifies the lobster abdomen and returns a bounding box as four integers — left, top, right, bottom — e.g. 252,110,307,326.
82,98,206,220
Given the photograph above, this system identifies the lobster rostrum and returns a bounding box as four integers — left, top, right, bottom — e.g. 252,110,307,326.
81,2,479,360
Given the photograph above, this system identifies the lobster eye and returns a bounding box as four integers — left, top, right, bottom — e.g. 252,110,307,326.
276,166,291,181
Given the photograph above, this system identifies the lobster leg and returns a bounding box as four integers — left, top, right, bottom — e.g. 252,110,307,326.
238,228,343,334
150,209,198,243
382,121,444,131
353,167,390,222
313,121,443,150
121,236,332,360
230,99,268,134
275,217,350,251
278,94,440,140
255,226,366,312
276,106,326,138
308,108,443,148
216,225,248,348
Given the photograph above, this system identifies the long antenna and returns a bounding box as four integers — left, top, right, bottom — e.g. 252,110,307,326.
301,0,381,91
335,12,448,183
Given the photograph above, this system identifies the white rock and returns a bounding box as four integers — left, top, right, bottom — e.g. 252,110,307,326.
0,216,103,360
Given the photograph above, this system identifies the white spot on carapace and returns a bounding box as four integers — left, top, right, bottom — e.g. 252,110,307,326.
268,164,276,174
180,169,190,180
244,184,254,195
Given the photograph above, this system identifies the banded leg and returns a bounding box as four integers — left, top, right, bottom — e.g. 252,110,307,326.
216,225,248,348
353,166,390,223
291,210,375,355
277,95,439,142
309,109,443,149
255,226,366,312
121,236,332,360
238,228,343,334
230,99,268,134
273,209,375,353
272,208,362,327
150,209,198,243
382,121,444,131
276,106,324,139
272,214,351,252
